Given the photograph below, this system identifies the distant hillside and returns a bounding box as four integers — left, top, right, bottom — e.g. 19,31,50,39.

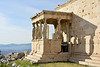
0,43,31,55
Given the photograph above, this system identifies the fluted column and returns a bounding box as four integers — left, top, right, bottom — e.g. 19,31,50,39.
32,23,35,40
43,19,47,39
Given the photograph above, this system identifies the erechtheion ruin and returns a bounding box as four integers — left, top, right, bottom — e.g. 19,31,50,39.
25,0,100,66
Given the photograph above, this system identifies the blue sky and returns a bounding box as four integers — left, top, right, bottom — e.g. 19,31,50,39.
0,0,67,44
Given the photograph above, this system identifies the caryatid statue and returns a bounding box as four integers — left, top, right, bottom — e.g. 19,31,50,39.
57,19,63,39
32,23,35,40
39,21,42,39
36,22,39,39
43,19,47,39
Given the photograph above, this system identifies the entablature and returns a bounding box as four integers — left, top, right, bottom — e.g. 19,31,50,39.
31,10,72,24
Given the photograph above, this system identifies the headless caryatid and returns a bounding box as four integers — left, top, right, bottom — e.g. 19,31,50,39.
43,19,47,39
32,23,35,40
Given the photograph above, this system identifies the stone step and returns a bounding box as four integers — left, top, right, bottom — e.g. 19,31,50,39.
70,55,100,63
70,57,88,61
27,55,41,60
72,52,100,57
25,53,43,62
69,57,100,67
71,52,88,56
71,55,90,59
79,61,100,67
90,56,100,61
69,57,88,65
85,59,100,64
87,62,100,67
91,54,100,57
71,55,89,59
78,61,88,65
38,59,54,63
70,57,86,61
25,56,38,62
71,54,100,61
33,53,42,57
69,58,79,63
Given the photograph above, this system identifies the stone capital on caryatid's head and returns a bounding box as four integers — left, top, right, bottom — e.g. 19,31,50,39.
32,23,35,28
36,22,39,26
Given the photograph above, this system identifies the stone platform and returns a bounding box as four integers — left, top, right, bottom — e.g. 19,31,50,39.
69,52,100,67
25,39,70,63
25,52,69,63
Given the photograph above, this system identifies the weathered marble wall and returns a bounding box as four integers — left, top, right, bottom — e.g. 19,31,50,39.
55,0,100,55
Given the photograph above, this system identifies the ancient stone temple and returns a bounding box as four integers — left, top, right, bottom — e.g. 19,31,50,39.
25,10,72,62
25,0,100,66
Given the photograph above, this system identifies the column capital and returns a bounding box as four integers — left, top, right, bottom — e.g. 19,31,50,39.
43,18,47,23
57,19,62,23
36,22,39,26
38,20,42,23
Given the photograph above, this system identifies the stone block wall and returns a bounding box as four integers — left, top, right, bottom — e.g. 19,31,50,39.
44,39,62,53
55,0,100,55
27,39,69,63
31,39,62,54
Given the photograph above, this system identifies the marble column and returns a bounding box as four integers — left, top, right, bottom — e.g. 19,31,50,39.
43,19,47,39
32,23,35,40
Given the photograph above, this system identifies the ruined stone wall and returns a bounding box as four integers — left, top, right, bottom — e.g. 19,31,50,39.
55,0,100,55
